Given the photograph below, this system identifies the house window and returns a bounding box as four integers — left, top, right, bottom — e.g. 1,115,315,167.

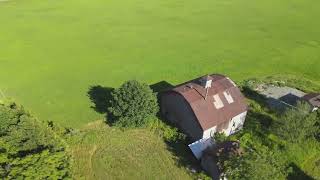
213,94,224,109
223,91,234,104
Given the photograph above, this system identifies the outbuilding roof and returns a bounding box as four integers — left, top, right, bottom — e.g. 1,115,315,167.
171,74,247,131
302,93,320,108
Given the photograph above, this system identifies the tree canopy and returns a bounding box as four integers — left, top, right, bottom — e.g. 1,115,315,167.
0,102,70,179
108,80,159,127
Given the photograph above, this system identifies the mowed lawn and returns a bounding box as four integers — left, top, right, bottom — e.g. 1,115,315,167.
69,121,192,179
1,0,320,127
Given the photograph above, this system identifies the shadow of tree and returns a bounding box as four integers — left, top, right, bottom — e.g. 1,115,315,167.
287,163,315,180
87,85,114,114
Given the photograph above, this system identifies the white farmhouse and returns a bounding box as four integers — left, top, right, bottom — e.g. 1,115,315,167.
160,74,248,158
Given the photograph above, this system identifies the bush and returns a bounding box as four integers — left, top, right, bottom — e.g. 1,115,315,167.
213,132,228,144
108,80,159,127
223,144,289,180
146,117,185,142
274,102,318,143
0,102,70,179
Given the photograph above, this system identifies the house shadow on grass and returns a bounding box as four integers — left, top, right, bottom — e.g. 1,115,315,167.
242,86,268,108
151,81,203,172
87,85,114,114
156,112,203,173
241,86,275,132
165,131,203,172
150,80,174,94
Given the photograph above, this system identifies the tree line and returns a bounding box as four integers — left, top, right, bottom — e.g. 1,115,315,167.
0,101,70,179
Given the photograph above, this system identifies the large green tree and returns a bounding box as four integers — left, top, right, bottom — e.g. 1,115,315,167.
108,80,159,127
0,102,70,179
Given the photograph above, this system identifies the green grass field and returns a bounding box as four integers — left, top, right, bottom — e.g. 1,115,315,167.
1,0,320,127
68,121,193,179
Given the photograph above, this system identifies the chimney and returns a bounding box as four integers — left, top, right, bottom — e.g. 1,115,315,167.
200,75,212,88
200,75,212,100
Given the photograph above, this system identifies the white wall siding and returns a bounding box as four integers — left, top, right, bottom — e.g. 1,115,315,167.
202,126,217,139
222,111,247,136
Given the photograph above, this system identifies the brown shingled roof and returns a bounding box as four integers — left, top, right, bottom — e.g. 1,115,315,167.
172,74,247,131
302,93,320,108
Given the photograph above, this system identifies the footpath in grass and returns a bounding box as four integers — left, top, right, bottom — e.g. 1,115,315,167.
68,121,193,180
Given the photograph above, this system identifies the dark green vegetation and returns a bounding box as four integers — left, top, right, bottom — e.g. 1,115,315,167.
108,80,158,127
1,0,320,127
217,77,320,179
0,98,201,179
274,102,319,143
224,144,288,180
213,132,228,144
0,101,70,179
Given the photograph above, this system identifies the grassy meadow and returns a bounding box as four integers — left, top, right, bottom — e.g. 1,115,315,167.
68,121,193,179
1,0,320,127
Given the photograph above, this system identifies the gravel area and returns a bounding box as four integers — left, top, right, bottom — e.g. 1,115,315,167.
258,85,306,110
259,86,306,99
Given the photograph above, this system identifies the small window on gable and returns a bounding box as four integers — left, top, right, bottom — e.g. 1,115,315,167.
213,94,224,109
223,91,234,104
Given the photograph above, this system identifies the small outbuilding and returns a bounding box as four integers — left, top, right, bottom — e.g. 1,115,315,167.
160,74,248,141
302,93,320,112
